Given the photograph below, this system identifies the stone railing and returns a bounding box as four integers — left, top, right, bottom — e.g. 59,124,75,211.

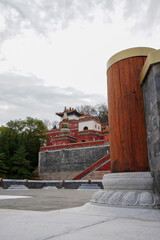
0,178,103,189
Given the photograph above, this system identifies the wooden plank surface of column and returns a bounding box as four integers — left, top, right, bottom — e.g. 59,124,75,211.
107,48,154,173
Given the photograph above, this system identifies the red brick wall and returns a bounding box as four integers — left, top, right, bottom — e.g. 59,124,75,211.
77,131,104,142
40,140,105,151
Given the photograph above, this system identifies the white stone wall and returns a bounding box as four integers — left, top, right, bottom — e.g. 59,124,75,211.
79,120,101,131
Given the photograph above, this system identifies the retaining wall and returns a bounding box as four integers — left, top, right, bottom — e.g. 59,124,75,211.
39,144,110,180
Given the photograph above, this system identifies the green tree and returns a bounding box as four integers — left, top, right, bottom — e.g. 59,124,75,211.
6,117,47,170
96,104,108,123
0,126,17,173
77,103,108,123
0,117,47,179
10,146,32,179
43,119,59,130
76,105,97,116
0,153,8,177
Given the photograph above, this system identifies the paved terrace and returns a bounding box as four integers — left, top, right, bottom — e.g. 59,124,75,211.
0,189,160,240
0,189,95,211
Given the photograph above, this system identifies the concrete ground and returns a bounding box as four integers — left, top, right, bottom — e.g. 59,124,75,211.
0,189,160,240
0,189,96,211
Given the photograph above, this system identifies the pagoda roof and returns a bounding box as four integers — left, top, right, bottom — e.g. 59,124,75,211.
56,108,84,117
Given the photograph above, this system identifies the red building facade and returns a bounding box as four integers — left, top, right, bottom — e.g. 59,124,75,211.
40,108,109,151
39,108,110,180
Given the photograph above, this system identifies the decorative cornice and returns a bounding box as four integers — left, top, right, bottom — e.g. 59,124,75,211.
140,49,160,85
107,47,155,70
53,136,77,141
78,132,104,136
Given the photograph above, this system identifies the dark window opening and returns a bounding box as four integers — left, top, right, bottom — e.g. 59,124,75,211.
83,126,88,130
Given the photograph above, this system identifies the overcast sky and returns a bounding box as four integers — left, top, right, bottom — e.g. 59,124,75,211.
0,0,160,125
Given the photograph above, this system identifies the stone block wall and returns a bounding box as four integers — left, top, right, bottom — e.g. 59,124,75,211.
39,144,110,180
142,63,160,194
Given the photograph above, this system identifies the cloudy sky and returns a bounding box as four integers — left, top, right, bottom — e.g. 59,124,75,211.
0,0,160,125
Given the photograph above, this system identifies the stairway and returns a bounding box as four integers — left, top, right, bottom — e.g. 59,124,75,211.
72,153,110,180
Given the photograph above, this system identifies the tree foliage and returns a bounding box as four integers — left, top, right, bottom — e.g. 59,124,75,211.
43,119,59,130
10,146,32,179
0,117,47,179
0,153,8,176
76,103,108,123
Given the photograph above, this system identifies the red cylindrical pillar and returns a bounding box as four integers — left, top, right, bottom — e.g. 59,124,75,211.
107,47,154,173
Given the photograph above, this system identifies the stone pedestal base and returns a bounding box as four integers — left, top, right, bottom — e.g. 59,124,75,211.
91,172,160,208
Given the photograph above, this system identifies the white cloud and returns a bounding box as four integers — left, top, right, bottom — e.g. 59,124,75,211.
0,73,106,125
0,0,160,125
0,0,114,41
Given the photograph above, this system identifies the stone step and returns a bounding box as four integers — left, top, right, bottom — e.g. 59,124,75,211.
7,185,28,190
78,184,101,190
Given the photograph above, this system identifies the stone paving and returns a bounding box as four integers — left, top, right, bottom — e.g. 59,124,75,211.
0,189,160,240
0,189,96,211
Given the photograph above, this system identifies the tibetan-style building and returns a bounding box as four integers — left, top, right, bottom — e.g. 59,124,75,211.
38,108,110,180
